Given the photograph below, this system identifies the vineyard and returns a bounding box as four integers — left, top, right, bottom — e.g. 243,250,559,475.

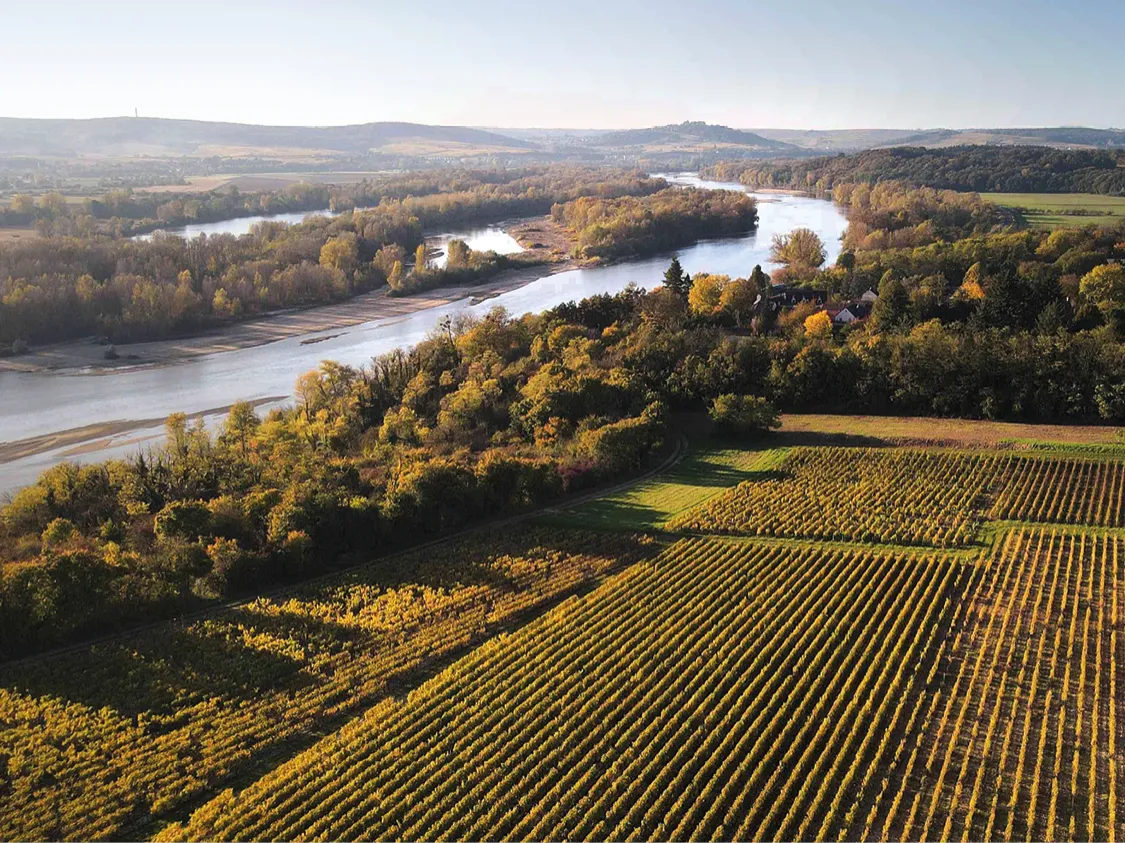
159,539,969,841
4,440,1125,841
667,447,1125,546
0,528,656,842
877,527,1123,842
665,449,1006,546
989,456,1125,526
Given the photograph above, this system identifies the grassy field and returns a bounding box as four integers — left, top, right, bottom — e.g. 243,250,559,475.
0,226,37,242
981,192,1125,228
780,412,1123,448
4,420,1125,841
135,171,400,194
542,441,786,531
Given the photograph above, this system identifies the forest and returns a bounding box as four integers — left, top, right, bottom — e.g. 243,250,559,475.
0,170,753,346
552,187,758,259
702,146,1125,196
0,167,664,236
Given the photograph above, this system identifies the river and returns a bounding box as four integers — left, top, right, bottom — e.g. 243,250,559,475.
0,175,847,496
135,209,347,239
136,210,524,264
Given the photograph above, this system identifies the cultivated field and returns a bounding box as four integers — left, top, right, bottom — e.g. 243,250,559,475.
3,422,1125,842
670,447,1125,545
0,529,655,841
134,171,398,194
160,539,968,842
981,192,1125,228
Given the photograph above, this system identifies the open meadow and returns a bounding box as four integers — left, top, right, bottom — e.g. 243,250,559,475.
2,415,1123,841
981,192,1125,228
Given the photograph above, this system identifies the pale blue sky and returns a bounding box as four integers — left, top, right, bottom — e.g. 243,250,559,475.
3,0,1122,129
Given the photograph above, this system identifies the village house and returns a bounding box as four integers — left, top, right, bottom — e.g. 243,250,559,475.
767,285,827,308
826,300,873,325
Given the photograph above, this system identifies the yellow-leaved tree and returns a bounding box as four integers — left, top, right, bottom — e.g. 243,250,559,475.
804,310,833,338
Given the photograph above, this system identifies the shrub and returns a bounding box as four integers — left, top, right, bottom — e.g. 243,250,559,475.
709,394,781,436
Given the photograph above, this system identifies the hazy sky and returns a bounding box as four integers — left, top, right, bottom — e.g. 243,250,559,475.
3,0,1123,130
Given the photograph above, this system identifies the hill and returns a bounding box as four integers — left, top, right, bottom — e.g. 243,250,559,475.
0,116,536,159
747,128,925,151
747,126,1125,152
890,126,1125,149
591,121,800,154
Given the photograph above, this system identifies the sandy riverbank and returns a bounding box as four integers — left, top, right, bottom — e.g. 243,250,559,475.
0,261,576,376
0,396,288,468
0,216,580,375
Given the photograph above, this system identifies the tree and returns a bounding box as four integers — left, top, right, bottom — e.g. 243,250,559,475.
709,394,780,436
749,264,770,296
977,266,1032,330
687,273,728,317
37,192,68,218
663,256,690,300
954,262,986,302
387,260,406,292
720,278,758,328
212,288,239,318
770,228,827,279
373,244,406,279
414,244,429,275
222,401,260,458
1080,263,1125,322
871,270,911,331
319,233,359,275
10,194,35,216
804,310,833,339
446,239,471,270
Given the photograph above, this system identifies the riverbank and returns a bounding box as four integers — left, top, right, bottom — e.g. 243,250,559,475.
0,396,289,470
0,267,568,374
0,228,580,376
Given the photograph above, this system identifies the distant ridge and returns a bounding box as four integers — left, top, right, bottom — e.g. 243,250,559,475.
1,117,1121,163
0,116,536,157
748,126,1125,151
891,127,1125,149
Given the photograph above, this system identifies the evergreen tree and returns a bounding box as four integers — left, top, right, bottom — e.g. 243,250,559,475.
663,257,690,300
750,264,770,296
871,270,911,332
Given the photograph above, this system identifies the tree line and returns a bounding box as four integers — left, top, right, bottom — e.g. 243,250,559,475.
0,166,667,237
0,168,671,347
552,187,758,259
702,146,1125,196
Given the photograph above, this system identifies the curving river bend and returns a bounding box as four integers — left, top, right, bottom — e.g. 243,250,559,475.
0,175,847,495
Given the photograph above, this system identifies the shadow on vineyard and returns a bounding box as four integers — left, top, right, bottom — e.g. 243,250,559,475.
0,527,664,841
1,620,321,718
769,430,890,449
